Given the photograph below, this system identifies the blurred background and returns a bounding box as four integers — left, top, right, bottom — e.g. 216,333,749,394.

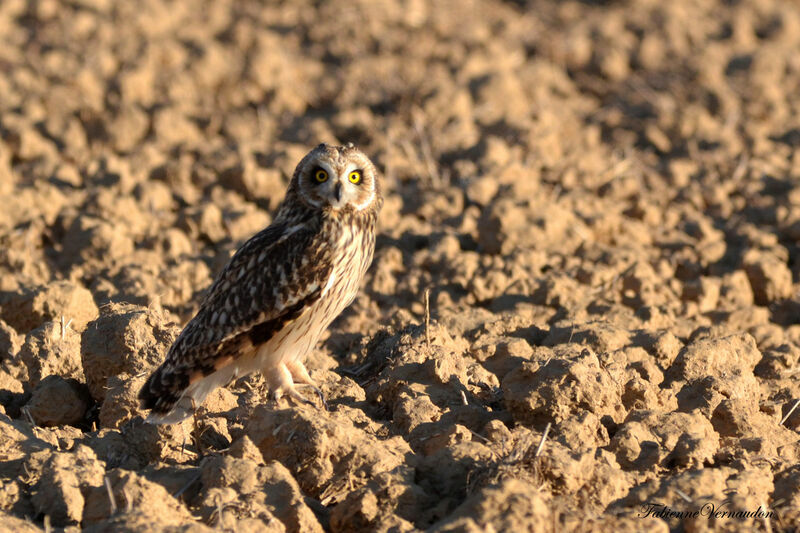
1,0,799,328
2,1,800,531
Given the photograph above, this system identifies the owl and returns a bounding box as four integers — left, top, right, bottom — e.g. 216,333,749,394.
138,143,382,423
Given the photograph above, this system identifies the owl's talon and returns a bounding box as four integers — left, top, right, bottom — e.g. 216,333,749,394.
309,385,328,411
287,387,316,408
285,361,326,409
290,382,327,410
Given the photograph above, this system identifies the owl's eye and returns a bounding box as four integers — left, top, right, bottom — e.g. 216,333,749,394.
314,168,328,183
348,170,362,184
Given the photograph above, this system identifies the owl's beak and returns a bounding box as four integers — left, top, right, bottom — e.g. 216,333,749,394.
333,181,342,203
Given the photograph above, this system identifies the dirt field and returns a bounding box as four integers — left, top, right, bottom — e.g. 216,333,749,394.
1,0,799,531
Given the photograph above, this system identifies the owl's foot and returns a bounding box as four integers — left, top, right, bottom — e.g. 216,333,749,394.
189,399,207,457
268,385,317,408
286,360,327,410
265,363,321,409
297,383,328,410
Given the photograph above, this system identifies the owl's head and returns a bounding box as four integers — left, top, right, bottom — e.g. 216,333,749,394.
292,143,380,212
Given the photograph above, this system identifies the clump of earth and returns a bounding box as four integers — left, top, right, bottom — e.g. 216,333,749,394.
1,0,799,531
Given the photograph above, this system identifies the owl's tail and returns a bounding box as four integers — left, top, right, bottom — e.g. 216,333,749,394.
138,360,243,424
138,365,195,424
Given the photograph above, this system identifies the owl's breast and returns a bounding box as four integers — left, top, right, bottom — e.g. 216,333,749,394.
327,225,373,307
305,211,377,321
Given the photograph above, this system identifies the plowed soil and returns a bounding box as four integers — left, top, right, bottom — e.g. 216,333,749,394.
1,0,800,531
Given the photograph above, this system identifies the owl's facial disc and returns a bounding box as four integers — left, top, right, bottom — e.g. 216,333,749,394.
308,160,374,211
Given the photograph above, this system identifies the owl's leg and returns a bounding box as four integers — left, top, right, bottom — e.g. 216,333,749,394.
286,360,327,409
263,363,315,407
190,398,207,457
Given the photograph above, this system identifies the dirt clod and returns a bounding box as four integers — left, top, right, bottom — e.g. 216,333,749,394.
24,375,90,427
82,469,193,527
247,405,412,501
2,0,800,530
81,303,178,402
0,281,98,334
15,321,84,388
30,445,105,526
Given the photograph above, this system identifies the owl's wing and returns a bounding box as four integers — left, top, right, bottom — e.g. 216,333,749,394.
139,218,333,413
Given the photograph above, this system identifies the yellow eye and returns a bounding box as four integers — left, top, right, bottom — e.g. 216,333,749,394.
314,169,328,183
348,170,362,184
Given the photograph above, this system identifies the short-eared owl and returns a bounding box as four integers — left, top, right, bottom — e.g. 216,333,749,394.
139,143,382,423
